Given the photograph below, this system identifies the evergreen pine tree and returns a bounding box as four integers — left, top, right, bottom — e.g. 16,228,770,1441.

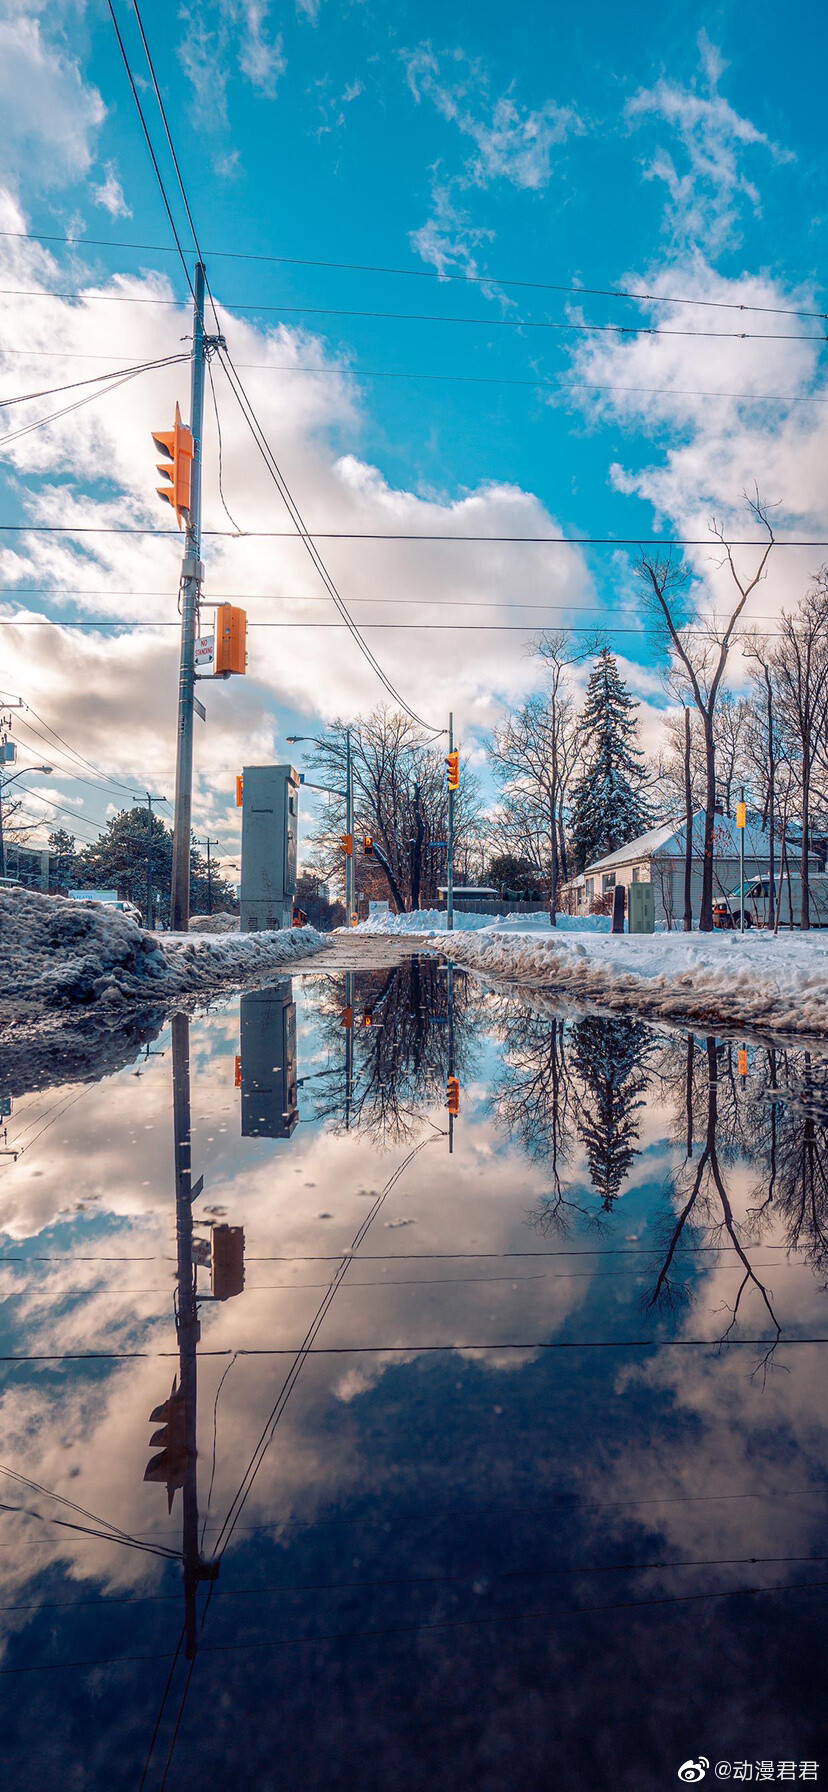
568,648,650,872
570,1016,651,1209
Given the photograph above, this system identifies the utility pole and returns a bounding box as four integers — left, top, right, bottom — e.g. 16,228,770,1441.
194,836,219,915
345,727,354,926
447,711,455,932
145,793,166,929
170,261,207,933
447,959,455,1154
739,784,745,935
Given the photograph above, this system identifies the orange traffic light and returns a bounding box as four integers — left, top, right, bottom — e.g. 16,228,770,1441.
152,402,193,529
363,835,374,857
447,1075,460,1116
144,1379,187,1512
235,774,244,807
211,1224,245,1301
234,1052,242,1088
340,833,353,856
214,604,247,676
446,750,460,791
341,1006,353,1028
738,1047,748,1077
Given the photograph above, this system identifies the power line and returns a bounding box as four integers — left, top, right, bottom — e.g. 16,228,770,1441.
0,228,825,321
0,524,826,546
0,618,812,641
0,691,155,799
0,353,188,414
104,0,194,303
0,1338,823,1361
4,346,826,409
1,285,826,343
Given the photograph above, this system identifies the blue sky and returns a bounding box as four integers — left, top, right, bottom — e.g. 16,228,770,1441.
1,0,827,854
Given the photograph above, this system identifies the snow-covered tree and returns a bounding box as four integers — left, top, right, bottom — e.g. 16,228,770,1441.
568,649,651,872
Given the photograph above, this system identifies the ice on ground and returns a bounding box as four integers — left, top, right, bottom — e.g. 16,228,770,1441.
0,887,328,1013
355,907,611,934
426,925,828,1040
189,912,240,933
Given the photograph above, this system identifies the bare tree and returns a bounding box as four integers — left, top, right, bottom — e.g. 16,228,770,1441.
770,572,828,929
489,633,588,925
308,708,484,913
639,493,775,930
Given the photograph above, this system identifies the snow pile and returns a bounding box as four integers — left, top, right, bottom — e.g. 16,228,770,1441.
428,925,828,1039
0,887,328,1012
356,907,610,935
189,912,239,933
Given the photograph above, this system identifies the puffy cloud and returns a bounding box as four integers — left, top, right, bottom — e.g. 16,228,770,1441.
0,7,105,188
0,196,594,848
91,162,131,220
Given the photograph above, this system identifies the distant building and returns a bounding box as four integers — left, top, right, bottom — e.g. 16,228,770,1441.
2,843,51,891
563,812,820,926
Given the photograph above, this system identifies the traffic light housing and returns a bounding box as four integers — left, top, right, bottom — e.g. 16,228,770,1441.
446,751,460,791
340,833,353,856
144,1379,187,1512
214,604,247,676
152,403,193,529
363,835,374,857
447,1075,460,1116
235,774,244,807
211,1224,245,1301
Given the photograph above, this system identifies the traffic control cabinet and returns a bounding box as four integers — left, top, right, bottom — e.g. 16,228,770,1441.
214,604,248,675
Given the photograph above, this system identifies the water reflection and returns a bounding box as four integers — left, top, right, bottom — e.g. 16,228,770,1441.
1,962,827,1790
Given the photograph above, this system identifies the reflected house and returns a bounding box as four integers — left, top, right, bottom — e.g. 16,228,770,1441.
240,980,299,1137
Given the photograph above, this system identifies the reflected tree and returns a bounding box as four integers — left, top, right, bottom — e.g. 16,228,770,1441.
569,1016,654,1210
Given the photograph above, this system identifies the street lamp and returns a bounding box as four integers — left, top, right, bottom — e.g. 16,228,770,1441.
286,731,355,926
0,764,53,880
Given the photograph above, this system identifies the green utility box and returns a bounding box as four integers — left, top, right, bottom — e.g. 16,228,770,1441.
628,882,655,934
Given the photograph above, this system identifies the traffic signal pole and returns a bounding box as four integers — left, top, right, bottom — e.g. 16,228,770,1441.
171,1012,218,1657
170,262,207,933
447,712,455,932
345,727,354,926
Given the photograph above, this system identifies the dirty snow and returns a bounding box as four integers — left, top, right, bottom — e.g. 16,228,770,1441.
0,887,329,1014
188,912,239,933
424,925,828,1039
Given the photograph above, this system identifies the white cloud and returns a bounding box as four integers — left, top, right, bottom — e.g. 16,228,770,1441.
91,163,131,220
626,30,791,252
0,195,595,849
0,9,105,188
404,44,580,192
178,0,286,120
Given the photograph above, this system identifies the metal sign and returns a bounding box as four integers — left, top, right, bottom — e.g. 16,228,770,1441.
194,634,214,667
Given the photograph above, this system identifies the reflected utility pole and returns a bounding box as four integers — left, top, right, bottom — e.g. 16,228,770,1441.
447,960,455,1155
344,970,354,1130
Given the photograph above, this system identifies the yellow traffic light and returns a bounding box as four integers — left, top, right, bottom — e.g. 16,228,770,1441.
738,1047,748,1077
235,774,244,807
447,1075,460,1116
446,750,460,791
144,1378,187,1512
214,604,247,676
363,835,374,857
341,832,353,855
211,1224,245,1301
152,402,193,529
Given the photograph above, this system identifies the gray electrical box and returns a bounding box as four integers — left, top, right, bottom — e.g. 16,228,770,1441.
628,882,655,934
240,763,299,931
239,981,298,1137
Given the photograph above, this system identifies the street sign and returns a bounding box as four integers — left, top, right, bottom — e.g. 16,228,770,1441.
1,741,16,763
195,634,214,667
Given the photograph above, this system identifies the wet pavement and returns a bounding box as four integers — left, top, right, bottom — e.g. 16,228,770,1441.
1,957,827,1791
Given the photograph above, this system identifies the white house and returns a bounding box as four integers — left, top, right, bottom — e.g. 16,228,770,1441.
563,812,819,925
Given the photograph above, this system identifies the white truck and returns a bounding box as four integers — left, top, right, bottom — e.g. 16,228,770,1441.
717,872,828,928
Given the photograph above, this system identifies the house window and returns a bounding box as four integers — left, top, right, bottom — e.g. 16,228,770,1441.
585,878,594,901
602,873,616,893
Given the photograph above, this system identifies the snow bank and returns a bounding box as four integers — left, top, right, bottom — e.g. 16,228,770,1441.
188,912,239,933
0,887,328,1012
427,925,828,1039
356,907,610,935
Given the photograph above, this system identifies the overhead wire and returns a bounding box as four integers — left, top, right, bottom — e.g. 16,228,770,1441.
1,523,826,545
1,226,826,323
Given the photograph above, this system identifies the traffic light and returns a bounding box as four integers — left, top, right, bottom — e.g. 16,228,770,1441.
234,1052,242,1088
214,604,247,676
211,1224,245,1301
446,751,460,791
235,774,244,807
341,1006,353,1028
152,403,193,529
363,835,374,857
340,833,353,856
144,1378,187,1512
738,1047,748,1078
447,1075,460,1116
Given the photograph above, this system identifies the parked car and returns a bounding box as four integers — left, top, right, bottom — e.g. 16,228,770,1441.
714,873,828,929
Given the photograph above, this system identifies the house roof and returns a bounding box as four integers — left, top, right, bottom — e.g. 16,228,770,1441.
582,810,814,876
